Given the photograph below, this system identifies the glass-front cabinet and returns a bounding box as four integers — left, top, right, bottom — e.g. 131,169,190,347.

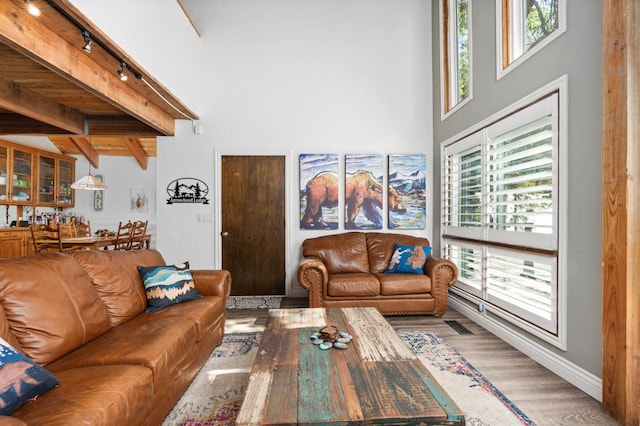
0,145,8,202
0,140,75,208
10,148,33,204
57,158,74,206
37,154,75,207
38,155,56,205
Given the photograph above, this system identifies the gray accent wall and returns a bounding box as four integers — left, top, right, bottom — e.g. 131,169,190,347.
432,2,603,378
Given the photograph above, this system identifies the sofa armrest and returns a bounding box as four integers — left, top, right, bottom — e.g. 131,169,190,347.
191,269,232,300
296,256,329,308
425,256,459,317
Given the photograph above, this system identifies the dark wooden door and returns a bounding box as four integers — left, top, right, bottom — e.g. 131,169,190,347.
221,156,286,296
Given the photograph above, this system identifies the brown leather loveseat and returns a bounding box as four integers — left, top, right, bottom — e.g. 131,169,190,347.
297,232,458,316
0,249,231,425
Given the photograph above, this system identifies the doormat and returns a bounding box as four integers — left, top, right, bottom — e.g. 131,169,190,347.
225,296,282,310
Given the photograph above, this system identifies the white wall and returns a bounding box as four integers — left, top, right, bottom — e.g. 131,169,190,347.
159,0,434,296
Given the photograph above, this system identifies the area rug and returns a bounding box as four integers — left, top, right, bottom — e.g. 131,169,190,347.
162,331,535,426
225,296,282,310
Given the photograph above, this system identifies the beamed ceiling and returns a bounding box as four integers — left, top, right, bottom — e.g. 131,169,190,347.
0,0,198,170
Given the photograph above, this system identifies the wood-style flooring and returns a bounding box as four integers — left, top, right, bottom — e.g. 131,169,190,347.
225,298,620,426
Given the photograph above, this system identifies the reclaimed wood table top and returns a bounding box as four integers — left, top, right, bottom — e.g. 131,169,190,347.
236,307,465,425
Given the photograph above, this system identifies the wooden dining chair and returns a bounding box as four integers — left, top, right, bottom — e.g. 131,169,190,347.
129,220,148,250
57,223,77,238
111,221,134,250
56,223,91,252
75,220,92,237
30,224,61,254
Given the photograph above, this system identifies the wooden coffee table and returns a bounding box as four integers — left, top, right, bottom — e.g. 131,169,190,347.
236,307,465,425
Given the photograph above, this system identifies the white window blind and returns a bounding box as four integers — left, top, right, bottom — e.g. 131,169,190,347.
442,91,562,343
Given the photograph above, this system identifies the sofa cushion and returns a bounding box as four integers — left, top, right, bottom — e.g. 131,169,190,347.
377,273,431,295
137,262,202,312
146,295,224,339
12,365,153,424
0,338,59,415
303,232,369,274
46,315,199,390
366,232,432,273
72,250,166,327
327,273,380,297
0,253,110,365
386,244,432,274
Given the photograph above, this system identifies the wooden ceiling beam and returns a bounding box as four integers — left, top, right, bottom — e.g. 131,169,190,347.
123,137,148,170
0,0,177,136
69,137,99,168
86,116,162,137
0,113,71,134
0,76,84,133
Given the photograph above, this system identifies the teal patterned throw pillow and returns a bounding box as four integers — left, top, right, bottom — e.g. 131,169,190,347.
137,262,202,312
386,243,432,274
0,338,59,415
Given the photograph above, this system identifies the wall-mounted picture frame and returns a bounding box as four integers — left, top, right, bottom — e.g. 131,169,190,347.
345,154,384,229
299,154,339,229
388,154,426,229
130,188,149,213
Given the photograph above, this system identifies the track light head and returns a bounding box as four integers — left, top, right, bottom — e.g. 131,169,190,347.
25,0,41,16
81,30,92,53
118,63,128,81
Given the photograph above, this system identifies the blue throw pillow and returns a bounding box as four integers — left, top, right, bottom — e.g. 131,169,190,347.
137,262,203,312
386,243,432,274
0,338,59,415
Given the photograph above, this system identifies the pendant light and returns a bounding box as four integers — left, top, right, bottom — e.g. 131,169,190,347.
71,138,106,191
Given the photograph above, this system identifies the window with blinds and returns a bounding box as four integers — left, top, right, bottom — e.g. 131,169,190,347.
441,90,563,345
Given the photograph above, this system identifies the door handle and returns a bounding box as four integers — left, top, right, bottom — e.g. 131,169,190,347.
221,231,229,237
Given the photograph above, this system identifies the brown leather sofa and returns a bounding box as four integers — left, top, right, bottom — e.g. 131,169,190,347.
297,232,458,316
0,249,231,425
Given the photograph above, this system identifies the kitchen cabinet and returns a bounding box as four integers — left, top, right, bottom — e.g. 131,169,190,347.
37,153,75,207
0,139,75,209
0,142,34,205
0,228,33,258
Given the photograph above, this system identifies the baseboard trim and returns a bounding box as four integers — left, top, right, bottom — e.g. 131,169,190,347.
449,296,602,402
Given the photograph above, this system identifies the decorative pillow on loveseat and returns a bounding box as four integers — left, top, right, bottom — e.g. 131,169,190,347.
0,338,59,415
386,243,432,274
137,262,202,312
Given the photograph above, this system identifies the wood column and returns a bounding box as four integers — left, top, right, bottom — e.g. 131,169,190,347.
602,0,640,424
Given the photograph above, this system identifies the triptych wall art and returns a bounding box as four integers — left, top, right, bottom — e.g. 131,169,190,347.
299,153,426,230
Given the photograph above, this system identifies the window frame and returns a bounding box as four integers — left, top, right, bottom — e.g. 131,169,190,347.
496,0,567,80
441,76,568,349
440,0,473,120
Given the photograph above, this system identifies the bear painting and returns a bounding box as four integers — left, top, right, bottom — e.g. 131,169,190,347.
300,172,339,229
344,170,406,229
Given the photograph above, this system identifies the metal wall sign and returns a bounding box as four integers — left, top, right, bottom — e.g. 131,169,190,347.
166,178,209,204
93,175,104,211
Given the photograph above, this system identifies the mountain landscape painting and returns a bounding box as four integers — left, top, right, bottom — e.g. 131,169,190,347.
388,154,426,229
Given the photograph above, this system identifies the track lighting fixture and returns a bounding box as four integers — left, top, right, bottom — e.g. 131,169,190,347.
117,63,128,81
25,0,40,16
81,30,92,53
26,0,143,82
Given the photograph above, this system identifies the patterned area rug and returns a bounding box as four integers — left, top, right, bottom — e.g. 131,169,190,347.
399,331,535,426
162,331,535,426
224,296,282,310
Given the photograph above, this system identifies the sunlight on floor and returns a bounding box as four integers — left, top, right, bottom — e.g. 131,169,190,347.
225,317,265,334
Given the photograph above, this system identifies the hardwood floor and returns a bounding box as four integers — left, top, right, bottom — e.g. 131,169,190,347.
225,298,619,425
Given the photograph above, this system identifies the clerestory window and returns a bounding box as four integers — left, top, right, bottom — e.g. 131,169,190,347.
497,0,566,79
440,0,472,118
